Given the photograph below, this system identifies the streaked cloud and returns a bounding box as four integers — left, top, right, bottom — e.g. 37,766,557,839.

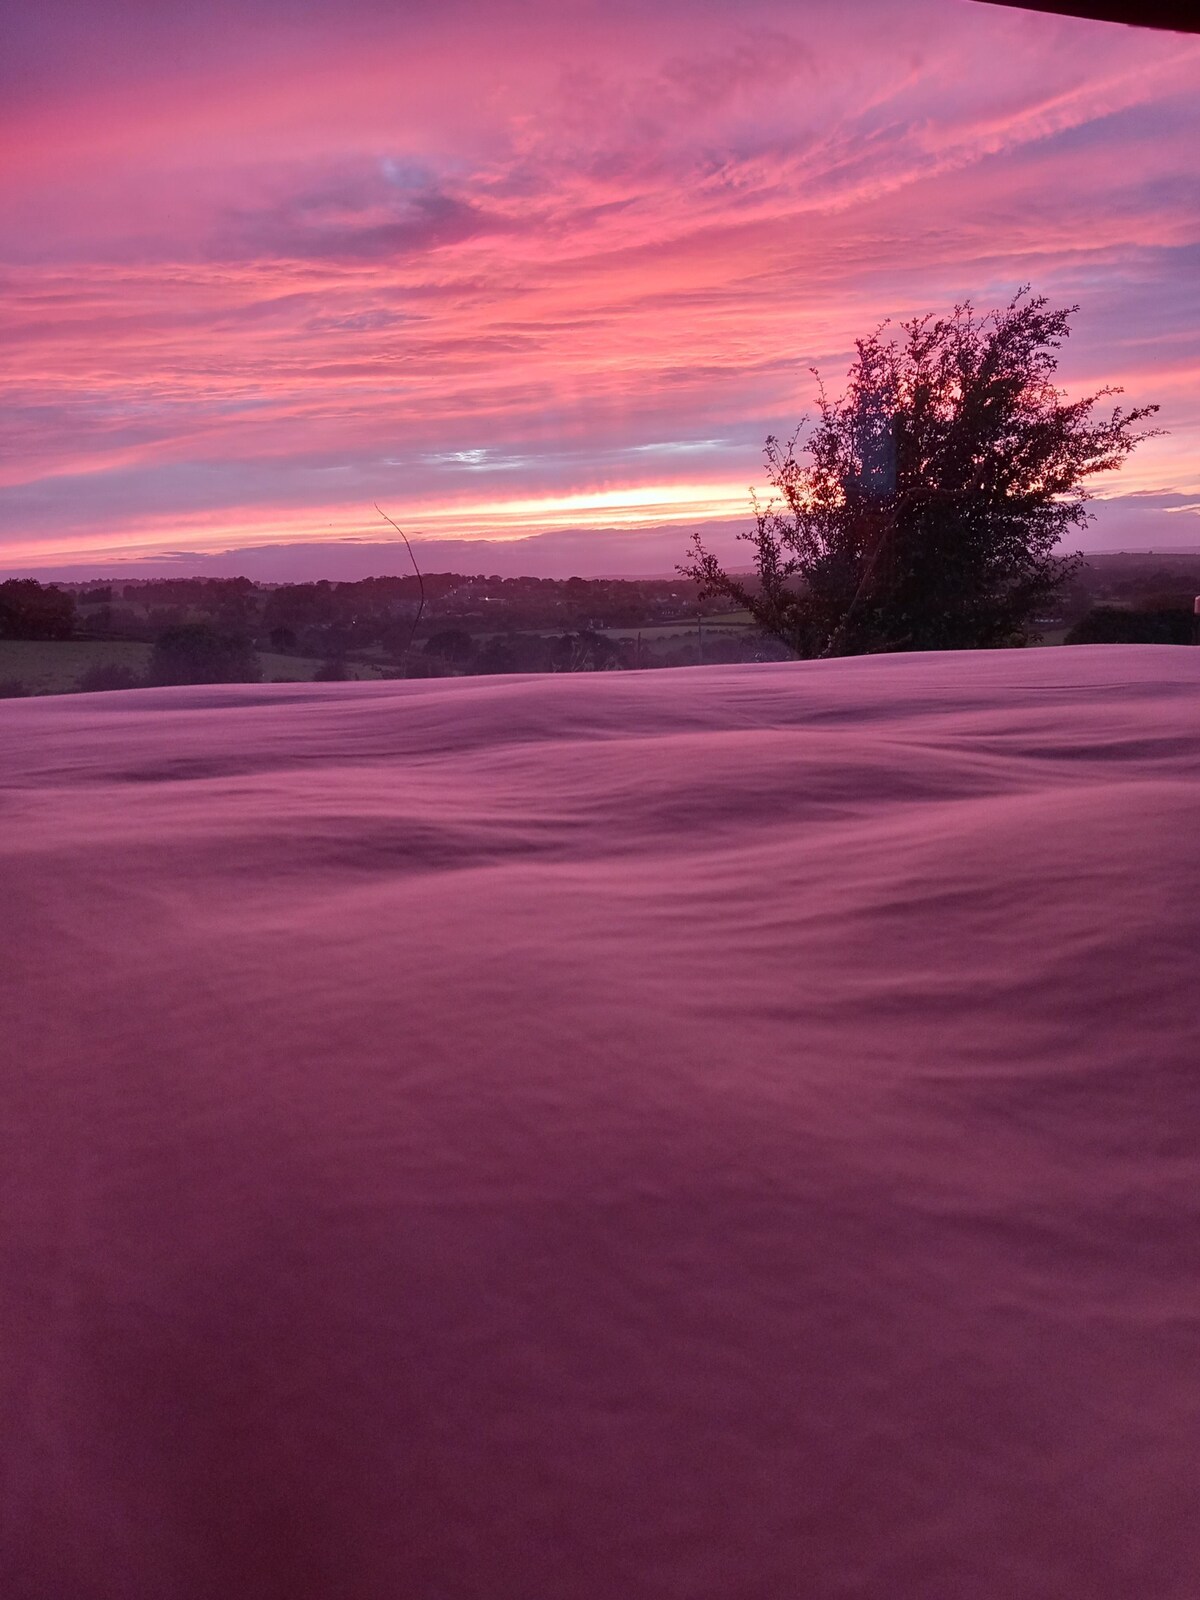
2,0,1198,571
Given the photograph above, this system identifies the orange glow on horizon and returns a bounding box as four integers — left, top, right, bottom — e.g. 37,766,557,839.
0,480,760,571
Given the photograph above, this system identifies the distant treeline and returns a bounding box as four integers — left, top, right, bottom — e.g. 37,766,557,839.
0,578,77,641
0,572,791,695
1,554,1197,696
11,573,729,653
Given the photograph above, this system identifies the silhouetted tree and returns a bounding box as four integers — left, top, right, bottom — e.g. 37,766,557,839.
476,634,556,674
424,629,476,665
681,291,1160,657
0,579,75,640
148,623,260,685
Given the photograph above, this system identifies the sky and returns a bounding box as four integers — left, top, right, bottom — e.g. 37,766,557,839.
3,0,1199,578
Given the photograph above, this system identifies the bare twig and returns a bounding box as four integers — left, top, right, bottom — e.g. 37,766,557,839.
374,504,425,670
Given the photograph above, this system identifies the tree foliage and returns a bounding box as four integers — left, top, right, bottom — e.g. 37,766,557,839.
681,291,1160,656
148,623,261,686
0,579,75,640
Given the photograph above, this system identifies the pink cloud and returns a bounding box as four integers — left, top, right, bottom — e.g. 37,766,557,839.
1,0,1197,571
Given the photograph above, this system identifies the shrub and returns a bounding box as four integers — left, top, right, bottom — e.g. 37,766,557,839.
148,623,261,685
313,658,349,681
76,662,143,693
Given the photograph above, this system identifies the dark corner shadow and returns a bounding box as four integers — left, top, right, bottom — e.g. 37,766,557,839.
973,0,1199,32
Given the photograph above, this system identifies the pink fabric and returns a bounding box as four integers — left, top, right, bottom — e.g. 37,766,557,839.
2,645,1198,1598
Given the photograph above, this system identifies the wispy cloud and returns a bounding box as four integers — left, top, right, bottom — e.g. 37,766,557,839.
2,0,1198,569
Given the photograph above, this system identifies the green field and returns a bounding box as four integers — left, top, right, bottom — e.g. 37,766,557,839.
0,639,388,696
0,639,152,694
602,610,755,641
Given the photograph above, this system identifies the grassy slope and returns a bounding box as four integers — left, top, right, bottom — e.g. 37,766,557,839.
0,639,152,693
